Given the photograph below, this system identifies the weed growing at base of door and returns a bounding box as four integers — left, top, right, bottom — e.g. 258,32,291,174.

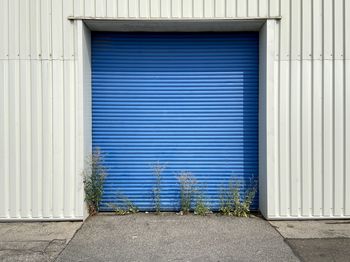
108,192,139,215
194,192,211,216
219,176,257,217
82,149,106,215
177,171,197,214
151,161,166,214
219,187,232,215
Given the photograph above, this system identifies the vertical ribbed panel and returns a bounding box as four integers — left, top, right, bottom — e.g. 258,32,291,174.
0,0,82,220
0,0,349,219
92,32,259,211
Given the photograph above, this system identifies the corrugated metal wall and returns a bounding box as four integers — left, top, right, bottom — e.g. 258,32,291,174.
0,0,82,220
0,0,349,219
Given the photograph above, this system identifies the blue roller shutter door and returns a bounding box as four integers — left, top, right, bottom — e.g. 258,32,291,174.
92,32,259,211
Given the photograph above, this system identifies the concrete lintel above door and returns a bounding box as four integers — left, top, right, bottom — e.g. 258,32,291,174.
69,17,281,32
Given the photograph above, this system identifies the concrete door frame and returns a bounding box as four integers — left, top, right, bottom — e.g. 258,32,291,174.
74,19,277,220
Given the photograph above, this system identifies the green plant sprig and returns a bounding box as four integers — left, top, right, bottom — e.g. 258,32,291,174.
219,176,257,217
83,149,106,216
151,161,166,214
108,192,139,215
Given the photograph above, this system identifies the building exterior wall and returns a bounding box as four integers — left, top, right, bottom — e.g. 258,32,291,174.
0,0,349,220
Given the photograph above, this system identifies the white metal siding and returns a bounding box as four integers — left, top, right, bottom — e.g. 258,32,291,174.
0,0,349,219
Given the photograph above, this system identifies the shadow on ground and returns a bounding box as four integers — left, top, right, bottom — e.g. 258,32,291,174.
286,238,350,262
270,220,350,262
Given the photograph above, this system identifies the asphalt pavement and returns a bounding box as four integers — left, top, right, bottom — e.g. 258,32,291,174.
0,221,82,261
57,214,298,262
3,214,350,261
